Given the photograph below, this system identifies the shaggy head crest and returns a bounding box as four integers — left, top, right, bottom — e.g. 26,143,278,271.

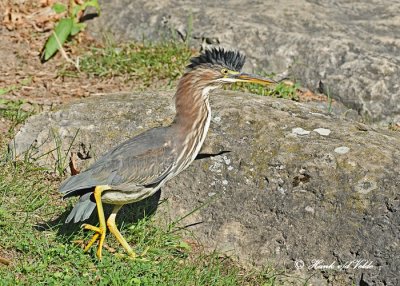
187,48,246,72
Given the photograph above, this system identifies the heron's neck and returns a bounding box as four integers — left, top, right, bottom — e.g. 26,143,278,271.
172,74,215,166
173,74,213,131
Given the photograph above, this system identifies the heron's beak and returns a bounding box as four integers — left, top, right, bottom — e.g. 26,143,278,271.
231,72,277,85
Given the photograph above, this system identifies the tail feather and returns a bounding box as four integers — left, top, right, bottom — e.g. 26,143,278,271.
65,192,96,223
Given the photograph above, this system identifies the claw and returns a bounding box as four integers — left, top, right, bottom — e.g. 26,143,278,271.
82,224,101,232
82,223,106,259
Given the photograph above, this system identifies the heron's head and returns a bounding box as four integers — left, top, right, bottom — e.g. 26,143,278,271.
184,48,276,92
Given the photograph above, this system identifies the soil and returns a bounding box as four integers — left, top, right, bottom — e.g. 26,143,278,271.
0,0,139,138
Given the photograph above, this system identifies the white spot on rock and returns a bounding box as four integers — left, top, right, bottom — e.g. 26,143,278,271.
223,156,231,165
208,192,216,197
292,127,310,136
212,116,221,123
209,160,223,173
222,180,228,185
348,161,357,167
305,206,315,214
278,187,286,194
334,146,350,154
313,128,331,136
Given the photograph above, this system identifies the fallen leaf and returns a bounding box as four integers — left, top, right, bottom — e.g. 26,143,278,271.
0,256,11,266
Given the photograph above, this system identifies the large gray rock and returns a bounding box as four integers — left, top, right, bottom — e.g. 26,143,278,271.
12,91,400,285
87,0,400,123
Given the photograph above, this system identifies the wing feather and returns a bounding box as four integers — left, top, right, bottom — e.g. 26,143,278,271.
60,127,176,196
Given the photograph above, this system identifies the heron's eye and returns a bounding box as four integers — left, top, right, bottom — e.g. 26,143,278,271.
221,68,229,75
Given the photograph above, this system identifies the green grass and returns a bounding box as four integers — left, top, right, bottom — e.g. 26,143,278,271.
0,99,35,137
0,99,33,126
0,78,32,97
230,79,300,101
76,39,194,87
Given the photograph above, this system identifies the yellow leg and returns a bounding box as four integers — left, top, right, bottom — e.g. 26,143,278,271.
107,205,137,259
81,185,110,259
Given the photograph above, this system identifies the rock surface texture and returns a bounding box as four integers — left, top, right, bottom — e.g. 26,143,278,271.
87,0,400,123
12,91,400,286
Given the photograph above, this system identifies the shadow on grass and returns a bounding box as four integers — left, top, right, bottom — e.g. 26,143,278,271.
34,189,161,240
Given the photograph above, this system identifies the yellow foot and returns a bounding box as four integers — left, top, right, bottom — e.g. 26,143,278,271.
82,223,106,259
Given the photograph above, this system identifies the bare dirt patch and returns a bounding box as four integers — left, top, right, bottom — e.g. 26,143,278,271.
0,0,138,112
0,118,12,138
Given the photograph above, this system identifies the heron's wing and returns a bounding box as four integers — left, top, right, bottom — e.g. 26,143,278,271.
92,142,175,188
60,127,176,196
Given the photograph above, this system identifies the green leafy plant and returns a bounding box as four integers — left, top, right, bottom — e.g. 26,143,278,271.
41,0,100,62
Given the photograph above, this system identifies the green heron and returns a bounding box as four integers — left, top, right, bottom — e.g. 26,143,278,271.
60,48,276,259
